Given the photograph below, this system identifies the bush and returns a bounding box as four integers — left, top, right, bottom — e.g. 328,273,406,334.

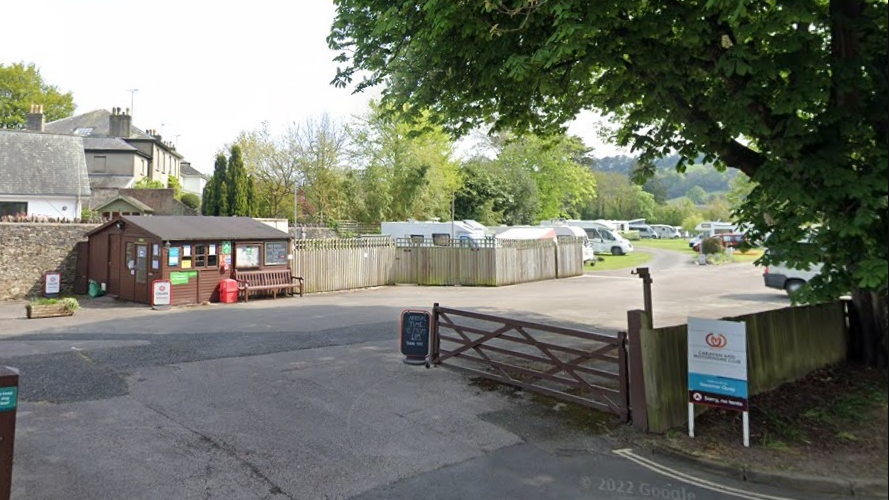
701,236,724,255
180,192,201,210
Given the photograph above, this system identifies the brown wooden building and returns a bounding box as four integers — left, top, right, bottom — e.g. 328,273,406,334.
84,216,292,305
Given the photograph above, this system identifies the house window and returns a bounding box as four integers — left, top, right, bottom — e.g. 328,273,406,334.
193,243,219,268
94,155,107,173
0,201,27,218
264,241,288,266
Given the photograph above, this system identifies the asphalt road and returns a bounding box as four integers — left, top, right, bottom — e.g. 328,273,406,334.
1,249,850,499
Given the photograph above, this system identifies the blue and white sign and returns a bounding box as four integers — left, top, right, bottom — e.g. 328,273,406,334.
687,316,750,446
687,317,748,411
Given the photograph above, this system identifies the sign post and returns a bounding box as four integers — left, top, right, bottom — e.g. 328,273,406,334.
151,280,172,310
43,271,61,298
687,317,750,447
400,309,432,366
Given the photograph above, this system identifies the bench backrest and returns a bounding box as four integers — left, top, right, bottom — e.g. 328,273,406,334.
234,269,292,286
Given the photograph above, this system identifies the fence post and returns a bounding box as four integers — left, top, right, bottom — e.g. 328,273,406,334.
626,310,648,431
632,267,654,328
0,366,19,500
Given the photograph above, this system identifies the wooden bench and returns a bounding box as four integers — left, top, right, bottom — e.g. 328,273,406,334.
233,269,304,302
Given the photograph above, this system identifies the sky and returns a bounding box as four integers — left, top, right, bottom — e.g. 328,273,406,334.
4,0,628,175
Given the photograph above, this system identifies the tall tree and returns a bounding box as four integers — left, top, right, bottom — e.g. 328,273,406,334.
202,154,229,216
226,145,251,216
290,114,350,223
0,62,74,128
234,123,296,219
330,0,889,366
348,102,461,222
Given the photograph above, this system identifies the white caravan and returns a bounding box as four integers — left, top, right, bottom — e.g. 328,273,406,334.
494,225,595,263
381,220,488,245
539,219,634,255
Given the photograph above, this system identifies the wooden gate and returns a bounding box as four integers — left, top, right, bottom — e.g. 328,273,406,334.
432,304,630,420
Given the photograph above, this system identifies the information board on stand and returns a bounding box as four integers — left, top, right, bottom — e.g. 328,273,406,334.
400,309,431,366
687,316,750,446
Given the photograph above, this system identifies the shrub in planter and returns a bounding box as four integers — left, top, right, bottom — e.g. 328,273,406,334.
26,297,80,318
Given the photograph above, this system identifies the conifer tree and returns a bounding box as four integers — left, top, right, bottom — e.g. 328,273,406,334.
227,145,250,216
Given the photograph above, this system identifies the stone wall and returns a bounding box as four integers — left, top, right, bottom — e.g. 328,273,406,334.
0,223,97,300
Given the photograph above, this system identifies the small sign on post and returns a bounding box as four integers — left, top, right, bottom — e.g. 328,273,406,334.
44,271,61,298
400,309,431,366
152,280,172,310
687,317,750,447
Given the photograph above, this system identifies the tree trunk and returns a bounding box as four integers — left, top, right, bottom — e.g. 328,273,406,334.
848,289,889,368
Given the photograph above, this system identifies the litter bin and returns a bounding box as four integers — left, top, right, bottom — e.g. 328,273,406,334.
219,279,239,303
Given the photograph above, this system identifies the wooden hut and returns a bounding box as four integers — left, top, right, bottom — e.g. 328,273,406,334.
84,216,293,305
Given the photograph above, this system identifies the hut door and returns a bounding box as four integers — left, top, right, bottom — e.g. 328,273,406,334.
133,243,150,304
108,234,121,296
120,241,136,301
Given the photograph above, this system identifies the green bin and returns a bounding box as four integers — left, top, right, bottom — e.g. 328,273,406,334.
88,280,105,298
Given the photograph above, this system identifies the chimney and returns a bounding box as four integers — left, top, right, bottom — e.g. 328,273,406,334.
26,104,45,132
109,106,132,138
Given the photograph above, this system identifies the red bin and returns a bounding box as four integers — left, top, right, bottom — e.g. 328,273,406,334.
219,279,239,303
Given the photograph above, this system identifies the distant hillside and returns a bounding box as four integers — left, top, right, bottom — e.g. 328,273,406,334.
593,154,739,200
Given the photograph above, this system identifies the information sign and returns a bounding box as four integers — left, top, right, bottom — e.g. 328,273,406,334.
687,316,750,446
152,280,172,309
44,271,61,297
400,310,431,361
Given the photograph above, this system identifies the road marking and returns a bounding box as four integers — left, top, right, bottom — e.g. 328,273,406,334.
613,448,800,500
581,274,637,280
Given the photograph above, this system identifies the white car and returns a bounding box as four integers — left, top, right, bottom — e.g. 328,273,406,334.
763,260,823,294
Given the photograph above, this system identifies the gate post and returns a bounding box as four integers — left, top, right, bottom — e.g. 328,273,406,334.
627,310,649,431
631,267,653,328
0,366,19,500
431,303,441,364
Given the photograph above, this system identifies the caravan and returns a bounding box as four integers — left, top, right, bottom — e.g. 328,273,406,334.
494,225,595,263
539,219,634,256
380,220,489,246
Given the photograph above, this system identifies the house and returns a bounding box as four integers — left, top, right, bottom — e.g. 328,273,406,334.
40,106,183,193
180,161,208,196
90,188,199,219
84,216,293,305
0,127,91,220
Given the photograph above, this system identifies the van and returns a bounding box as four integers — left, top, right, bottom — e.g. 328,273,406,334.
583,226,635,256
650,224,682,239
762,250,823,294
628,223,659,239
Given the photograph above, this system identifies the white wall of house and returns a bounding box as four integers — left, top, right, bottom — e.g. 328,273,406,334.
182,175,206,196
0,194,82,220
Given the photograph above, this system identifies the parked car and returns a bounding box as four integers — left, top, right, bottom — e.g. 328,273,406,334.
692,233,747,252
762,252,823,295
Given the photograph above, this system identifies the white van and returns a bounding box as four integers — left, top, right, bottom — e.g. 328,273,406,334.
650,224,682,239
582,226,635,256
762,252,823,294
629,223,659,239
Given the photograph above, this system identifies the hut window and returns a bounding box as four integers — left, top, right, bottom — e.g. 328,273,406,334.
193,243,218,268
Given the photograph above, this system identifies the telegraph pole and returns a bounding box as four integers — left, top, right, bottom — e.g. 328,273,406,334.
127,89,138,116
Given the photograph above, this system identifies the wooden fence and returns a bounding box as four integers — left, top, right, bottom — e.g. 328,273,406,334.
292,238,396,294
291,237,585,293
628,301,850,433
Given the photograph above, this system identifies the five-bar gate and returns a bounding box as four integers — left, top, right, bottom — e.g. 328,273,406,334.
431,304,630,420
